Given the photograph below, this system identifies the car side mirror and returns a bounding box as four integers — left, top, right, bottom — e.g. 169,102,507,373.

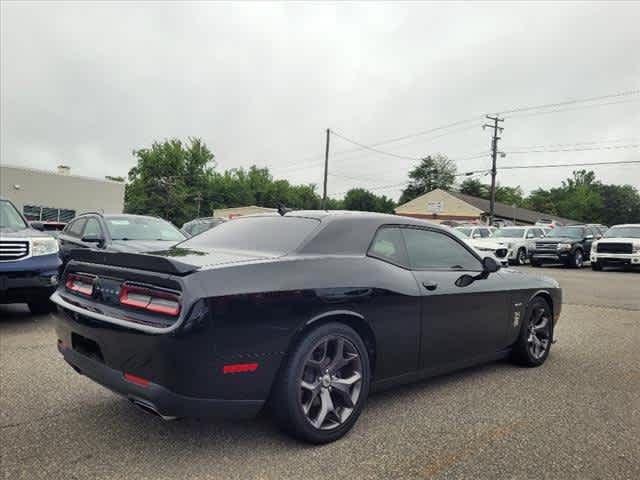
482,256,500,273
30,221,44,231
81,233,104,245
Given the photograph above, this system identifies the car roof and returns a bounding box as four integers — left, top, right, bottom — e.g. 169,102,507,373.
234,210,453,255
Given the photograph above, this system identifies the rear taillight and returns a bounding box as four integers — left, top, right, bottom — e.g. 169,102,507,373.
65,273,95,296
119,284,181,316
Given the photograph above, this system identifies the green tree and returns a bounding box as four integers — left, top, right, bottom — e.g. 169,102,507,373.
495,185,524,206
124,138,215,226
341,188,395,213
459,178,489,198
399,155,457,204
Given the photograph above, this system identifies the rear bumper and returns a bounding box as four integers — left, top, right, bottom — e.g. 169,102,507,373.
58,341,264,419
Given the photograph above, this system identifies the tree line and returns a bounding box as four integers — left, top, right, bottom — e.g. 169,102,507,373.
123,137,640,226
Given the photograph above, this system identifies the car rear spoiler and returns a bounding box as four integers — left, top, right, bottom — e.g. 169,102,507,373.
69,249,198,276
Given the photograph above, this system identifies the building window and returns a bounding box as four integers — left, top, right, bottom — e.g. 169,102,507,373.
23,205,76,223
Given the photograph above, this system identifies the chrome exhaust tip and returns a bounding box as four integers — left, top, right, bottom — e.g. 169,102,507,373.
130,398,178,421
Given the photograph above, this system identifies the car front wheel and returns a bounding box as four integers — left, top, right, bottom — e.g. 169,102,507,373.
570,249,584,268
511,297,553,367
271,322,370,444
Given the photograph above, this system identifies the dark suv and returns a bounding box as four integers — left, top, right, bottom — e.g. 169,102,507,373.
1,198,61,313
58,213,187,268
530,225,601,268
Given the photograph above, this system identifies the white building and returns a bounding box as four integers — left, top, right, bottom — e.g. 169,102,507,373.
0,164,125,223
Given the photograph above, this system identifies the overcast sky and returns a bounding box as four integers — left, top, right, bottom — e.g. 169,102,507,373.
2,1,639,200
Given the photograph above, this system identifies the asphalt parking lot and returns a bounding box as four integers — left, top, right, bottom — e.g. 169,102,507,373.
1,266,639,480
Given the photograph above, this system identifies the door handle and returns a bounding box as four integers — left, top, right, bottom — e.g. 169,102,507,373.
422,281,438,291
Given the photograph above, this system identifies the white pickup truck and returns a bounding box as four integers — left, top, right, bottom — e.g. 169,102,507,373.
590,224,640,271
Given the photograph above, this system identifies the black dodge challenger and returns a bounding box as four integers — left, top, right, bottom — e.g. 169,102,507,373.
51,211,562,443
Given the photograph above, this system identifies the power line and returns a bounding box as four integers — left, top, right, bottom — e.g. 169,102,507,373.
505,143,640,154
274,89,640,177
505,138,639,151
330,161,640,198
505,97,640,120
496,89,640,116
499,160,640,170
329,129,421,161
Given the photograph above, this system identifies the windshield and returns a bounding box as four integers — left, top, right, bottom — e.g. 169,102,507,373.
494,228,525,238
0,200,28,230
546,226,585,238
181,216,320,254
105,216,186,241
604,226,640,239
455,227,472,237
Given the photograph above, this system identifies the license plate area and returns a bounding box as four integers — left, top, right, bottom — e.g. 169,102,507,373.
72,333,104,363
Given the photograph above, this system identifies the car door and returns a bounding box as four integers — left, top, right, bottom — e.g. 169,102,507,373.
400,227,511,371
58,218,86,265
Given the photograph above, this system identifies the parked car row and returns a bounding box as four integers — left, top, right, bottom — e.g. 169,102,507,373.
450,222,640,271
1,199,224,313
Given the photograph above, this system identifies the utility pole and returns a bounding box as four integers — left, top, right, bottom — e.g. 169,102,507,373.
322,128,330,210
483,115,504,225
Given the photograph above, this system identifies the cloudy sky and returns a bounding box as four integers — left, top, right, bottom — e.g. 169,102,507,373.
1,1,639,200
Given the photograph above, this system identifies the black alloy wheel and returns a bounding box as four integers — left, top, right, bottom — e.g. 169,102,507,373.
271,322,370,444
511,298,553,367
571,249,584,268
300,336,363,430
516,248,527,265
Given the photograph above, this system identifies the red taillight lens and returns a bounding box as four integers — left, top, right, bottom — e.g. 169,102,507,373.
65,273,95,296
123,372,151,386
119,284,180,316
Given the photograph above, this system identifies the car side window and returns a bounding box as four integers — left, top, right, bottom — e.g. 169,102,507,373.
478,228,491,238
402,228,483,271
83,217,102,237
368,227,408,266
67,218,86,237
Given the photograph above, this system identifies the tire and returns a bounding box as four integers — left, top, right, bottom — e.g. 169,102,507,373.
511,297,553,367
570,249,584,269
271,322,371,444
591,261,603,271
515,248,527,265
28,299,58,315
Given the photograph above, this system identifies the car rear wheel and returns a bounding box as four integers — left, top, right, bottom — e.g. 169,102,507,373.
511,297,553,367
271,322,370,444
515,248,527,265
